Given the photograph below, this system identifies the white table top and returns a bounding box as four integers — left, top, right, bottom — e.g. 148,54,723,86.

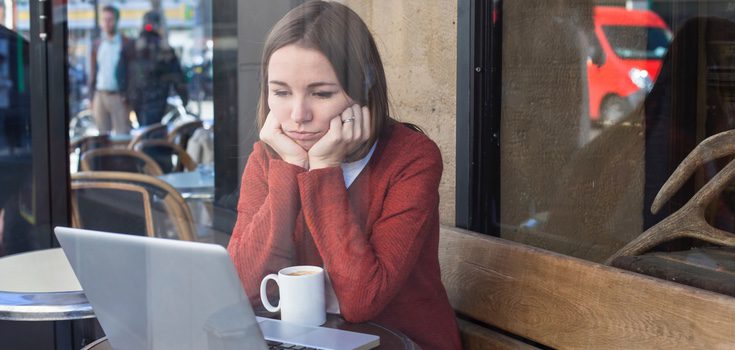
0,248,81,292
157,171,214,191
157,170,214,200
0,248,93,321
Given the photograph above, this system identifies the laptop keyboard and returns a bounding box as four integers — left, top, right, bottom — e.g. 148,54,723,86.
266,340,319,350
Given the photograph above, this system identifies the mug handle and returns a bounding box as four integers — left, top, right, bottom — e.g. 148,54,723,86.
260,274,280,313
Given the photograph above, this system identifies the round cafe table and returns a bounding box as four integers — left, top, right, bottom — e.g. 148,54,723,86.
0,248,94,321
157,170,214,200
81,314,416,350
322,314,417,349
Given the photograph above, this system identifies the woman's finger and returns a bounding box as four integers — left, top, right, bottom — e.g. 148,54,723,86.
347,104,360,141
340,107,354,123
352,104,363,141
329,115,344,141
341,108,354,142
361,106,370,142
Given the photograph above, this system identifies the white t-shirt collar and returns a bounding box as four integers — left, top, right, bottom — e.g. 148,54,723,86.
340,142,377,188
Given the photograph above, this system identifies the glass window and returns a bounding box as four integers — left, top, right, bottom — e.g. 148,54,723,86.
0,2,38,257
65,0,225,242
495,1,735,295
62,1,295,246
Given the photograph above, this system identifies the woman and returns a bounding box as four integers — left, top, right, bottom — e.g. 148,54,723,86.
227,2,461,349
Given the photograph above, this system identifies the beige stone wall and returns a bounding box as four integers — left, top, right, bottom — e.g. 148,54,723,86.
340,0,458,225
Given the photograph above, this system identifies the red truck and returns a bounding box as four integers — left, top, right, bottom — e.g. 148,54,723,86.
588,6,672,125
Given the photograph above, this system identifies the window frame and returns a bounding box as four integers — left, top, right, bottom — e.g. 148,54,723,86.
456,0,501,235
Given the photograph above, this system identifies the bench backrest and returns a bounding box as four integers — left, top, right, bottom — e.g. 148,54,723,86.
438,226,735,349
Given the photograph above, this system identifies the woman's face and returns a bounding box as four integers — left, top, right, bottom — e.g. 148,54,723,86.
267,44,353,151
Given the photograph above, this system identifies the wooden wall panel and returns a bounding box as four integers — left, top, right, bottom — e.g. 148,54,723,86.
439,226,735,349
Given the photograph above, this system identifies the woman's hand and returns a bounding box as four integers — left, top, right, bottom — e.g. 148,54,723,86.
309,104,371,170
259,111,309,169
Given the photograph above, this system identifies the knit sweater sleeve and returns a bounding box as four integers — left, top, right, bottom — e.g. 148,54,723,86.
297,138,443,322
227,143,305,304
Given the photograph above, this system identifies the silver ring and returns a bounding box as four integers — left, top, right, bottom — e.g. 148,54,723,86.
342,117,355,123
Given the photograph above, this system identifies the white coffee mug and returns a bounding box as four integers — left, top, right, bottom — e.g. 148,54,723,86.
260,265,326,326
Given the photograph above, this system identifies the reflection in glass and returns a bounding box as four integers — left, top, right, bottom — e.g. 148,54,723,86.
64,0,218,243
0,20,34,257
644,16,735,233
603,26,672,60
499,1,735,283
588,6,672,126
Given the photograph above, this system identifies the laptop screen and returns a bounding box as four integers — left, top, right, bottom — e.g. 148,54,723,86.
55,227,267,350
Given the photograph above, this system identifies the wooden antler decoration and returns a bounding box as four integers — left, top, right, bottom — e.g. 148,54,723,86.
606,129,735,265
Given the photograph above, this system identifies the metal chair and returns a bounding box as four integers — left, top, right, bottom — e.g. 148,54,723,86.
69,135,113,173
168,120,203,150
69,134,111,155
80,148,163,176
70,171,196,241
127,123,168,149
133,139,197,173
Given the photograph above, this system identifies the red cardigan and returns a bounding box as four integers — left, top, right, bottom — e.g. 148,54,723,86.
228,123,462,350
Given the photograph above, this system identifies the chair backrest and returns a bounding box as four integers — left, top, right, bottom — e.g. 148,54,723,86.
127,123,168,149
69,134,111,155
69,134,113,173
133,139,197,173
168,120,203,150
71,171,196,241
80,148,164,176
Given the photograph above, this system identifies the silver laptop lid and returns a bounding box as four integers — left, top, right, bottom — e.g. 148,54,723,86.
54,227,267,350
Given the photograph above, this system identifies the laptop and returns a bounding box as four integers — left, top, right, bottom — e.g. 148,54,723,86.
54,227,380,350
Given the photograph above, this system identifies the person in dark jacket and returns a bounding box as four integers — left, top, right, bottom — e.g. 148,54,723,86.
127,11,189,126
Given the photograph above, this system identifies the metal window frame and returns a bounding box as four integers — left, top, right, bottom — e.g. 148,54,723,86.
456,0,502,235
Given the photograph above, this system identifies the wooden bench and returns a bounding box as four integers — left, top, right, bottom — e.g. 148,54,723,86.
438,226,735,349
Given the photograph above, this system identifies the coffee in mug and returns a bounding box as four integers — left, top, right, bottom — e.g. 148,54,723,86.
260,265,326,326
285,270,318,276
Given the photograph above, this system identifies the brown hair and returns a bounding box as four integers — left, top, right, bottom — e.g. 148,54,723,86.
257,1,395,159
102,5,120,22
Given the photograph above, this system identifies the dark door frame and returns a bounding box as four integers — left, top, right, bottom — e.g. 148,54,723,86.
456,0,502,235
27,1,73,349
27,0,71,247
